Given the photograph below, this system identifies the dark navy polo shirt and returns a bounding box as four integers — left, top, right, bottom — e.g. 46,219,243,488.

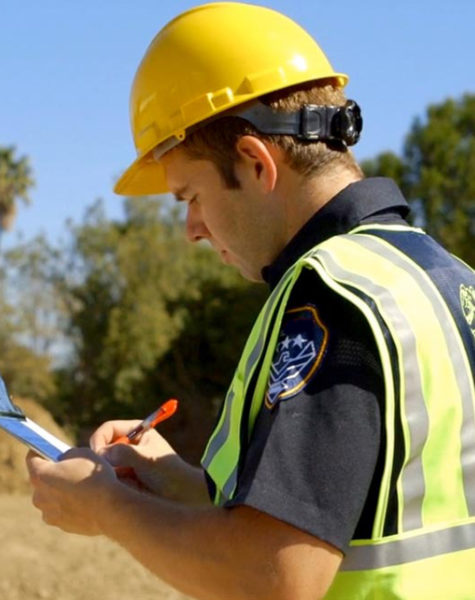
223,178,410,552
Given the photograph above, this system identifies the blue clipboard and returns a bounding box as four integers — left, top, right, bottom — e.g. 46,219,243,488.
0,376,71,461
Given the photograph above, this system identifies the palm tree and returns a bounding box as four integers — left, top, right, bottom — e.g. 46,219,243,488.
0,146,34,251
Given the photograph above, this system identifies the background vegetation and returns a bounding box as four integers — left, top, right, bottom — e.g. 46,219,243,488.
0,94,473,462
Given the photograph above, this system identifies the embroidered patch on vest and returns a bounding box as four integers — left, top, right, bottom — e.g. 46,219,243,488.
265,305,328,409
460,284,475,339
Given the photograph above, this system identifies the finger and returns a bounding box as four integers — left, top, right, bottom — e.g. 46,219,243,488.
32,487,50,511
59,447,97,461
118,473,143,490
90,420,141,451
100,442,142,468
40,504,64,528
26,451,50,481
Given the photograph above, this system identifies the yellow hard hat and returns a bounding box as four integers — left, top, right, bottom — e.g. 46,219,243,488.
114,2,348,196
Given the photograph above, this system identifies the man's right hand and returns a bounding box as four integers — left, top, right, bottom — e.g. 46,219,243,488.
90,421,209,505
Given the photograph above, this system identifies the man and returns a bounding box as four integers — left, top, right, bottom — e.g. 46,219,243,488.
27,3,475,599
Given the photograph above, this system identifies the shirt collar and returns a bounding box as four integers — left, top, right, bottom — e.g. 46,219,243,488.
262,177,410,289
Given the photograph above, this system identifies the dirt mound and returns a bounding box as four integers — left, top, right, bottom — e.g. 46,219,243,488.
0,398,74,494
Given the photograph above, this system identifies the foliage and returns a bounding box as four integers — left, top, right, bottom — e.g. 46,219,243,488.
0,146,53,401
0,146,34,235
4,235,70,358
361,94,475,265
0,291,56,402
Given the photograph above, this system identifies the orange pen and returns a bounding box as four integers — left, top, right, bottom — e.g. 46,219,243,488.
113,399,178,445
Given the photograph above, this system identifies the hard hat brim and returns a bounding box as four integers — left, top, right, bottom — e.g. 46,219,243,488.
114,153,169,196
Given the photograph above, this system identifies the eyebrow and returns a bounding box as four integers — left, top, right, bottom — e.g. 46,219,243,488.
173,185,190,202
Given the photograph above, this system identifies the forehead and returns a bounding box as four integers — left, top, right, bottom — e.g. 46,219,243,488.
161,147,217,193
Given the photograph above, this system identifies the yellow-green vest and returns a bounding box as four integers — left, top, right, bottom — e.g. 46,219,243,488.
201,224,475,599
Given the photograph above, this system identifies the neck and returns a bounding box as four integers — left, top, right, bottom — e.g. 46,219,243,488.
278,166,362,245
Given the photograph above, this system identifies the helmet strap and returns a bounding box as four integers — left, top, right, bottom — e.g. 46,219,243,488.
152,100,363,163
233,99,363,147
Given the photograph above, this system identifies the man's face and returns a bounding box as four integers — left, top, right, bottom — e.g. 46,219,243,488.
161,147,273,282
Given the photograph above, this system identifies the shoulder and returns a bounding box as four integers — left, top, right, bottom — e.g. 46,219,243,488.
269,267,383,405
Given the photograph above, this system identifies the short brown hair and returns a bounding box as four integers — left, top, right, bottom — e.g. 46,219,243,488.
180,80,363,188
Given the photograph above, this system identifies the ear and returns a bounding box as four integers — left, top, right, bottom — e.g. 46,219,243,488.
235,135,278,193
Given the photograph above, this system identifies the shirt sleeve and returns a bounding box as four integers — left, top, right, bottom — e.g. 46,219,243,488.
224,270,384,553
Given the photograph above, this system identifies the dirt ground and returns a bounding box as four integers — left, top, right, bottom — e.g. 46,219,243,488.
0,398,192,600
0,494,192,600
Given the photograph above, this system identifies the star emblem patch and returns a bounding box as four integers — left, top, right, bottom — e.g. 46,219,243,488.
265,305,328,409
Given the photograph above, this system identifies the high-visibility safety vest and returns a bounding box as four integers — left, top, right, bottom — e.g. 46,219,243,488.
201,224,475,599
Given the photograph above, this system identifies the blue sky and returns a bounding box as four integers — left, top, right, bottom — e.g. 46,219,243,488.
2,0,474,248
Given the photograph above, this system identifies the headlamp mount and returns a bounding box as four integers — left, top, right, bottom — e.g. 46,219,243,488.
234,99,363,147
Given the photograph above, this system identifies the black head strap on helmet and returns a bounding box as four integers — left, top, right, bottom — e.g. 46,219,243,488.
232,99,363,147
153,99,363,161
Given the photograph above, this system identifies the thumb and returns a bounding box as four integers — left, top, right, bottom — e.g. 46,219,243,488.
100,443,141,468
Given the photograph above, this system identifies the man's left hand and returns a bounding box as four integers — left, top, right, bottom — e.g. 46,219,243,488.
26,447,119,536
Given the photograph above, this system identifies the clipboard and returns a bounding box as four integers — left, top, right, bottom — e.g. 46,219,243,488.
0,376,71,461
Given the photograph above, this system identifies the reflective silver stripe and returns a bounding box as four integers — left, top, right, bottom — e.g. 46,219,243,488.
341,521,475,571
243,272,293,385
222,464,239,502
202,292,278,470
201,390,234,470
356,233,475,514
317,249,428,531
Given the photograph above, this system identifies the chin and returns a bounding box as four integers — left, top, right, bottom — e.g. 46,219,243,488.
237,266,265,283
221,251,264,283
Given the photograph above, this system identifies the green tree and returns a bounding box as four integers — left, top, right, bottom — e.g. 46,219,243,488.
0,233,62,402
0,146,34,248
0,145,55,403
362,94,475,265
4,235,70,358
0,288,56,402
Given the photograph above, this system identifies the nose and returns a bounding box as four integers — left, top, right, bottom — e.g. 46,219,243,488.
186,203,209,243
